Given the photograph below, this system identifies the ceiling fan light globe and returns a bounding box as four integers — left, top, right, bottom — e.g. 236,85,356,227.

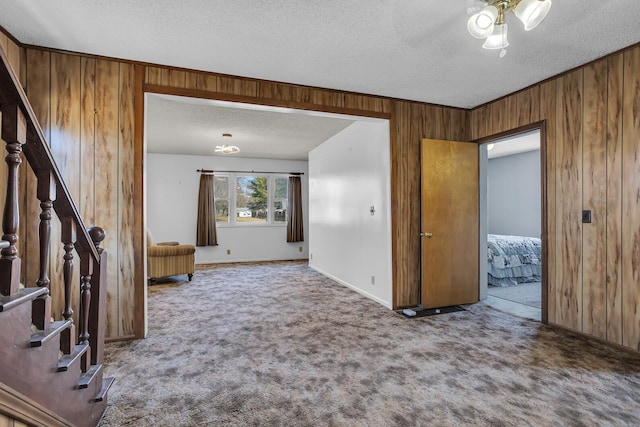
482,23,509,49
515,0,552,31
467,5,498,39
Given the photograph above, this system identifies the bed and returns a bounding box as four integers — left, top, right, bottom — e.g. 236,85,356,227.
487,234,541,287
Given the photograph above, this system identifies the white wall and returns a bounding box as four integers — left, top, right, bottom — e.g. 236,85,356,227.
146,153,309,264
487,149,541,238
308,120,393,308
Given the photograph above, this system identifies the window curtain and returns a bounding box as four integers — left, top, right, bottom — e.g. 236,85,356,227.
196,174,218,246
287,175,304,242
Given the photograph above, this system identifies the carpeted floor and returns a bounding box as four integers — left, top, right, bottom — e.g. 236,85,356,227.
100,261,640,426
487,282,542,308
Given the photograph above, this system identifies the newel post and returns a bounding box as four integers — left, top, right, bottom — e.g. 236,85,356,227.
0,105,25,296
88,226,107,365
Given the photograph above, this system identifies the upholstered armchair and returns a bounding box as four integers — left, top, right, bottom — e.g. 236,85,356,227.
147,231,196,284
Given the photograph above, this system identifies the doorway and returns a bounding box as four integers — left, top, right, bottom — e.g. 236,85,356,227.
479,129,543,321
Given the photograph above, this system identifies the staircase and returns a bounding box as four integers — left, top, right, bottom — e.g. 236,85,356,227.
0,44,113,426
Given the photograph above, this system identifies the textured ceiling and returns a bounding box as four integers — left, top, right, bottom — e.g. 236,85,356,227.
1,1,639,108
145,94,356,160
2,1,638,160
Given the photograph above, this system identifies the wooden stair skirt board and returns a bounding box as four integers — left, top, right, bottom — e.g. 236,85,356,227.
0,284,111,426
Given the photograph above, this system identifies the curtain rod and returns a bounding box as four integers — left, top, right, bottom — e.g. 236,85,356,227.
197,169,303,175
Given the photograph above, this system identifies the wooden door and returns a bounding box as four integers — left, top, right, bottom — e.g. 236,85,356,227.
421,138,479,309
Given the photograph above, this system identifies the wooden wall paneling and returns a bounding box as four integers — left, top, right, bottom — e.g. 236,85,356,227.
539,78,558,324
505,94,518,131
118,63,136,337
7,42,20,80
393,101,419,307
257,81,280,100
434,107,449,140
622,47,640,350
408,102,425,306
449,108,469,141
168,69,186,88
185,72,198,90
217,75,258,97
94,59,121,338
312,89,344,109
343,94,361,111
514,88,534,127
555,69,583,331
489,97,507,135
146,67,162,85
469,105,488,140
605,53,624,344
529,85,541,123
196,73,217,92
160,68,170,86
344,94,368,111
80,58,96,225
24,50,52,292
50,52,82,326
581,60,608,339
292,86,312,105
133,65,145,338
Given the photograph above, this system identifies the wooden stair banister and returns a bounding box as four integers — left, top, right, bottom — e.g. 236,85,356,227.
0,42,111,427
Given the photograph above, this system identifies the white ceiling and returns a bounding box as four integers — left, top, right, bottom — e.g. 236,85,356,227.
2,1,638,160
145,94,356,160
487,129,539,159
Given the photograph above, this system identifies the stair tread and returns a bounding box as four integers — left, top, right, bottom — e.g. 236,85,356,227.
78,364,102,389
94,376,114,402
30,319,72,347
0,287,48,312
58,343,89,372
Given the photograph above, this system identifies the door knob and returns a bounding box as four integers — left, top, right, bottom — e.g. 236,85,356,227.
425,232,433,238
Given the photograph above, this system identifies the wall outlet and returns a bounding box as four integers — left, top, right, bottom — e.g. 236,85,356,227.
299,246,303,252
371,275,375,285
226,249,231,255
310,253,313,260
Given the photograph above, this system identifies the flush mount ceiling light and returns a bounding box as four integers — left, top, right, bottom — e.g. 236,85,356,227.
215,144,240,154
215,133,240,154
467,0,552,57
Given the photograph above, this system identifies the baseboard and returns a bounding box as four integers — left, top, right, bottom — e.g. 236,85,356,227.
0,382,71,427
309,265,392,309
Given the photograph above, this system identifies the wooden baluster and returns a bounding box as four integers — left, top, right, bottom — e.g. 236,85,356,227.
61,217,76,321
32,171,56,330
36,170,56,288
0,105,25,296
88,226,107,365
79,251,93,345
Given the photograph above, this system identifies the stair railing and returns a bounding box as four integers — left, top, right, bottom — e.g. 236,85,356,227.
0,45,107,366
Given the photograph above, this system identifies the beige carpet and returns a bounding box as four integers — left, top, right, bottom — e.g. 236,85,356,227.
100,261,640,426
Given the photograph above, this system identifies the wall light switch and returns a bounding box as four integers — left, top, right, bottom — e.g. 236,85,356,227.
226,249,231,255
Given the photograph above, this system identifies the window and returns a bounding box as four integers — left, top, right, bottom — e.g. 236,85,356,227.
214,175,229,223
214,174,289,225
273,176,288,223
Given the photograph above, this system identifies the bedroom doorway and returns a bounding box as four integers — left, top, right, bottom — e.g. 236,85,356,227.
479,129,542,321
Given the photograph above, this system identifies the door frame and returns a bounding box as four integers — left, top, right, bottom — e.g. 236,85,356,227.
475,121,548,324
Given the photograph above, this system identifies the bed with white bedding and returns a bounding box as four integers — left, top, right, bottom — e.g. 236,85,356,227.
487,234,541,287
